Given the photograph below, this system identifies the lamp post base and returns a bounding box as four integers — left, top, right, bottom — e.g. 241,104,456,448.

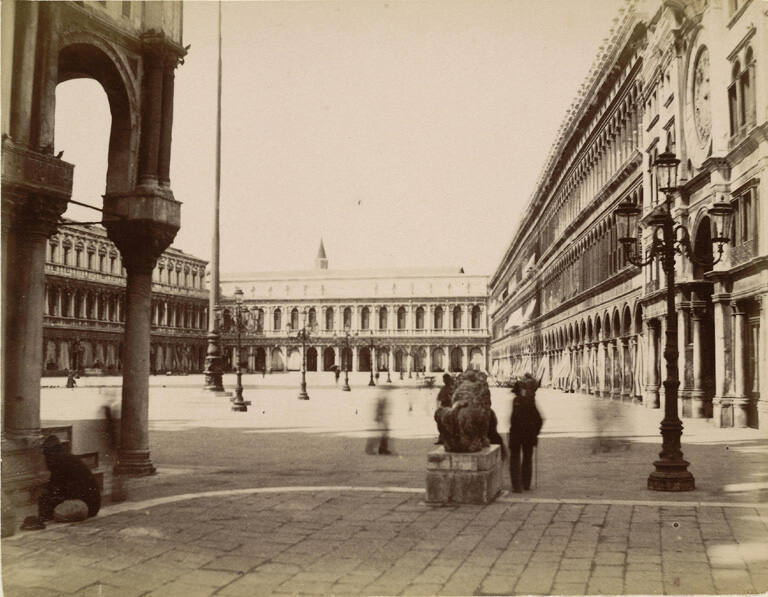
298,391,310,400
342,383,351,392
368,378,375,387
647,460,695,491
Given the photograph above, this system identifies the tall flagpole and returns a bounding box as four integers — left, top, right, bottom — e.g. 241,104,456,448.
204,0,224,391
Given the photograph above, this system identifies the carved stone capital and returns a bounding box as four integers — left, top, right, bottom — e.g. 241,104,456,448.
106,220,177,274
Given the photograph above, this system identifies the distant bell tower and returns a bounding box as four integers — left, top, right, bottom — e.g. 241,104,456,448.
315,238,328,269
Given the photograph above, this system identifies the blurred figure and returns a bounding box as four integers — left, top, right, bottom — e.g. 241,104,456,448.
366,386,393,455
434,373,454,444
66,370,77,388
334,366,340,384
508,373,543,493
591,397,626,453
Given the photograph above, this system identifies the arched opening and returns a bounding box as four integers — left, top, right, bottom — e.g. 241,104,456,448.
470,347,484,370
343,307,352,329
323,347,336,371
379,308,388,330
693,216,713,279
397,307,406,330
453,306,462,329
290,308,299,330
415,307,425,330
377,348,389,371
269,348,284,371
450,347,463,372
307,308,317,329
471,306,481,329
325,307,334,331
341,347,352,371
286,348,301,371
395,349,405,372
254,347,266,372
434,307,443,329
413,347,425,373
273,308,282,331
431,347,445,372
361,307,370,330
359,347,372,372
306,347,318,372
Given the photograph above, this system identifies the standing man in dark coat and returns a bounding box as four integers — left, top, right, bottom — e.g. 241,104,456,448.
508,373,543,493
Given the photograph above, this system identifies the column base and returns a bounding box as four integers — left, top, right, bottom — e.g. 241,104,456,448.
114,450,156,477
688,391,712,419
644,386,660,408
648,459,695,492
714,395,756,428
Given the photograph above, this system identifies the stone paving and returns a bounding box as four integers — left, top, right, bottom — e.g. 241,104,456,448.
3,488,768,596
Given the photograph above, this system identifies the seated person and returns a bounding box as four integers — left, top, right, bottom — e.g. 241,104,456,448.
38,435,100,521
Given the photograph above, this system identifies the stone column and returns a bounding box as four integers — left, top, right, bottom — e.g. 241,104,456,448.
426,346,432,373
620,336,631,401
334,346,340,368
585,343,593,394
690,307,706,418
2,138,73,527
105,189,179,476
463,345,469,371
158,54,178,187
352,346,358,372
731,302,748,427
629,336,640,403
601,340,611,398
137,36,166,186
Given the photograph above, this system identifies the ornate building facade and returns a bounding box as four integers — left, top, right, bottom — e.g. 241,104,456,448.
219,242,490,376
43,222,208,375
489,0,767,428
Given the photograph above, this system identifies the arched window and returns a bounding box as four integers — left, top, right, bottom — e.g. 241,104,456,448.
471,305,481,329
434,306,443,329
453,306,462,329
379,308,387,330
273,308,282,331
325,307,334,330
290,308,299,330
397,307,406,330
361,306,370,330
729,48,756,137
308,307,317,328
415,306,424,329
343,307,352,329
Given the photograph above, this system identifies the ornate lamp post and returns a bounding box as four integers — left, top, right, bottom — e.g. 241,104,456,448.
292,308,316,400
230,288,250,412
334,325,354,392
367,330,376,386
614,150,732,492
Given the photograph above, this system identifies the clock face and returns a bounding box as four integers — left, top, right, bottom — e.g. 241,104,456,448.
692,47,712,148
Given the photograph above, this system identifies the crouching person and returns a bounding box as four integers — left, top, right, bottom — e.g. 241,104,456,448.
38,435,100,521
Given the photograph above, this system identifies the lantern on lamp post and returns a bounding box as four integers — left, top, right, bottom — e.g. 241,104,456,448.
614,151,732,491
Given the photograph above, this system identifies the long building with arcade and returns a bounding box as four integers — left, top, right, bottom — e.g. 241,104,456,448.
489,0,767,428
218,242,490,376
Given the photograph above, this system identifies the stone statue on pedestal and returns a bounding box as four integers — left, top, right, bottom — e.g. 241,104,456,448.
434,369,492,453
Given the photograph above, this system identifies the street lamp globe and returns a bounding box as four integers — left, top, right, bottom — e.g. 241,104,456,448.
708,199,734,246
654,151,680,195
616,198,641,250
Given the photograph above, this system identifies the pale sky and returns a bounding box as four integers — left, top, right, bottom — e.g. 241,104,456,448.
56,0,620,276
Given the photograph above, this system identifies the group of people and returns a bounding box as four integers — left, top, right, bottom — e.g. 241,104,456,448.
437,371,543,493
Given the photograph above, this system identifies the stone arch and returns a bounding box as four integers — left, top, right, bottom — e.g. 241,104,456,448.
622,304,632,336
470,347,483,370
434,306,444,329
692,212,713,279
57,35,139,193
322,347,335,371
306,347,318,372
286,347,301,371
271,347,285,371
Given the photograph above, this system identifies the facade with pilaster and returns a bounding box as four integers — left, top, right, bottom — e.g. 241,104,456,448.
489,0,767,429
219,243,490,376
43,221,208,376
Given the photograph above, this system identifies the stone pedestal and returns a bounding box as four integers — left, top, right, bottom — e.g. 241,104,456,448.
426,445,502,505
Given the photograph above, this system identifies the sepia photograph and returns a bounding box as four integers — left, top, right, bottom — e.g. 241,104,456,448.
1,0,767,595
